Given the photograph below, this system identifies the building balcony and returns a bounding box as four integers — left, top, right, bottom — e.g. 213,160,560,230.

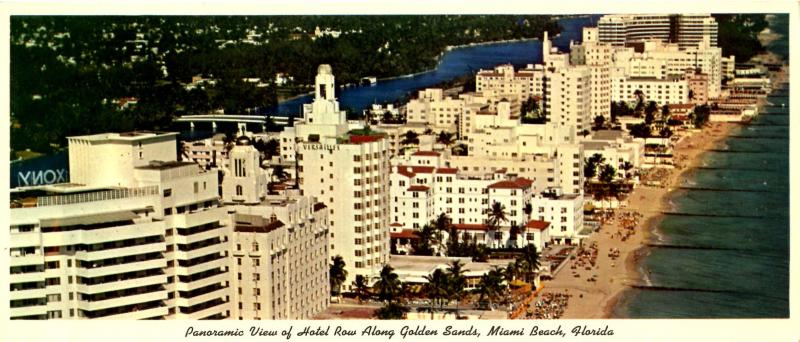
10,304,48,318
98,305,168,320
10,271,46,283
46,221,165,247
172,226,224,245
175,271,227,292
10,254,44,267
170,206,227,229
174,243,225,261
177,299,229,320
77,274,167,295
9,287,46,301
9,232,41,249
76,241,166,262
175,286,230,308
175,256,227,277
78,289,167,312
77,258,166,279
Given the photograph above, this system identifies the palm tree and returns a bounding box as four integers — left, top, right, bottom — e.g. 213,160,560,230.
447,260,466,317
487,201,508,230
520,245,540,284
620,161,634,179
329,256,347,296
401,130,419,145
451,143,468,156
353,275,370,304
599,164,617,209
434,213,452,233
508,224,521,248
375,302,409,320
437,131,455,147
423,269,449,318
475,266,506,310
411,224,440,256
375,265,402,303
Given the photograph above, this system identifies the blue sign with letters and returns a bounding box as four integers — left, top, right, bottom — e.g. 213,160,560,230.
10,151,70,188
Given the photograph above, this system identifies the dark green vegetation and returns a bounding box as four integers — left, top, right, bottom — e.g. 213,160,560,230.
712,14,768,63
10,15,561,157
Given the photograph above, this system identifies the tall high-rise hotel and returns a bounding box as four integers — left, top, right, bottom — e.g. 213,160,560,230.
598,14,718,49
280,65,391,289
10,132,233,320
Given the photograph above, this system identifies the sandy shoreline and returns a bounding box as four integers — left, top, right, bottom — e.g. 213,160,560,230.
541,31,789,319
538,120,738,319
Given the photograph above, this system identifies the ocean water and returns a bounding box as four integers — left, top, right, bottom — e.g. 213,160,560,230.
613,14,789,318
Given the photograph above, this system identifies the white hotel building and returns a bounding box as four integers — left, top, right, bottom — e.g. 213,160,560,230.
279,65,391,289
597,14,718,50
10,132,234,320
389,152,584,249
230,195,329,320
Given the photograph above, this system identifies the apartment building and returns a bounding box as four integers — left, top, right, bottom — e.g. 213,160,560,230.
231,195,329,320
612,39,722,98
278,65,391,289
181,134,229,169
10,132,234,320
531,188,584,245
475,64,540,102
611,74,689,106
570,27,613,121
406,88,464,130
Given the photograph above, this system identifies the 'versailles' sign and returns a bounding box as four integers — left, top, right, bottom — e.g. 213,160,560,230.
10,151,69,188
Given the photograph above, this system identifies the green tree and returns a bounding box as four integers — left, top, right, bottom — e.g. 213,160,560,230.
375,264,402,303
520,244,540,284
353,275,370,304
401,130,420,145
692,104,711,128
329,255,347,296
629,123,651,139
437,131,455,147
593,115,606,130
486,201,508,232
447,260,467,317
374,302,409,320
423,269,449,318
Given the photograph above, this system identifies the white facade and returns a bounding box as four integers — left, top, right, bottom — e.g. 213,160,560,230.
11,132,234,320
598,14,718,49
231,195,330,320
611,74,689,106
406,88,464,130
279,65,392,289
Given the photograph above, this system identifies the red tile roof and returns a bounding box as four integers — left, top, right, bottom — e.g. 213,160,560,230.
413,151,440,157
407,166,435,174
453,223,489,231
436,167,458,174
349,135,383,144
525,220,550,231
488,177,533,190
407,185,430,192
396,168,415,178
390,229,420,239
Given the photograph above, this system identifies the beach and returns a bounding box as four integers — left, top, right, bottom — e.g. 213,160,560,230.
538,121,737,319
537,22,790,318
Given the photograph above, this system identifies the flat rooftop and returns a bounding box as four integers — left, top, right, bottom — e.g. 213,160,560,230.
135,161,197,170
68,131,177,142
